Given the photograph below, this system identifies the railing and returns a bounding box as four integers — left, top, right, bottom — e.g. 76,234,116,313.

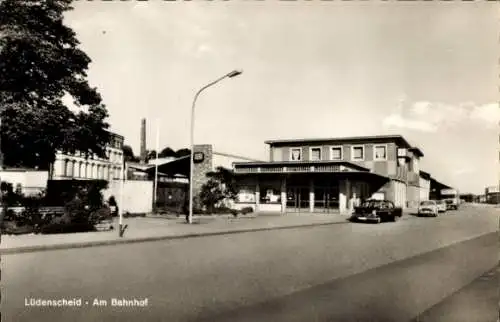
259,167,285,173
234,164,345,174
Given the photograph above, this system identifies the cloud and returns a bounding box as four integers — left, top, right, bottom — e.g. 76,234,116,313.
453,167,476,175
383,100,499,132
469,102,500,127
382,114,438,132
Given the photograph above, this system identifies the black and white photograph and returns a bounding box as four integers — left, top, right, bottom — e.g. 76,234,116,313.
0,0,498,321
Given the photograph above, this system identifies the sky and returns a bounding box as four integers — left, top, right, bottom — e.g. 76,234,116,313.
64,1,498,194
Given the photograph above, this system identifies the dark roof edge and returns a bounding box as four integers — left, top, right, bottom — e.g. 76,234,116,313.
265,135,409,144
264,135,421,150
105,130,124,140
419,170,431,179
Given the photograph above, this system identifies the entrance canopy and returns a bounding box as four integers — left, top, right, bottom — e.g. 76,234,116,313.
234,160,370,175
232,160,390,186
140,155,190,177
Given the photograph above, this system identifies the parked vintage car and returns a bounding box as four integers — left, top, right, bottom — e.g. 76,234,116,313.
351,199,403,224
436,200,447,213
418,200,439,217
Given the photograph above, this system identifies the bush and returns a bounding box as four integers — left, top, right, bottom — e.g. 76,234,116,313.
199,179,225,214
89,207,113,224
40,222,96,234
64,196,90,224
240,207,254,215
2,221,35,235
213,206,233,214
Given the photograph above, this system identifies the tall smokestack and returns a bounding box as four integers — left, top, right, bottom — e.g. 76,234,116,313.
140,118,147,164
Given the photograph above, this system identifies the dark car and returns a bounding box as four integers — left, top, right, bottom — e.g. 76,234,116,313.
351,199,403,224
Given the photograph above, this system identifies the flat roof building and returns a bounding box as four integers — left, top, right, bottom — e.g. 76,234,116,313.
231,135,431,213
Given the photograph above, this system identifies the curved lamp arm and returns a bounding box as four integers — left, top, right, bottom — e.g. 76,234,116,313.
188,70,242,224
191,70,243,118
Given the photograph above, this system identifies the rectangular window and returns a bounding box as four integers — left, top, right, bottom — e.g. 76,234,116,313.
290,148,302,161
310,147,321,161
352,146,364,161
260,187,281,204
330,146,342,160
374,145,387,161
237,186,256,203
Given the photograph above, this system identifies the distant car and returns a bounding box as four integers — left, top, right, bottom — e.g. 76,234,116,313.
444,199,459,210
418,200,439,217
351,200,403,224
436,200,447,213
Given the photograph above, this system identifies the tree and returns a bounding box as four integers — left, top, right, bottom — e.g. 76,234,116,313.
158,147,177,158
145,150,157,163
0,0,110,170
206,166,238,200
199,166,238,213
199,178,225,214
176,148,191,158
122,145,138,162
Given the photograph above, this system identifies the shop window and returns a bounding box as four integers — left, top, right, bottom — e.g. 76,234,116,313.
237,186,255,203
260,187,281,204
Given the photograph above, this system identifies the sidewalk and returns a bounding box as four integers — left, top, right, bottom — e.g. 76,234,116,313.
1,208,420,254
0,212,351,254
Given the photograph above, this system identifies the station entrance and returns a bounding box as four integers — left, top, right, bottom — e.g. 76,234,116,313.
313,186,340,213
285,182,340,213
286,186,309,212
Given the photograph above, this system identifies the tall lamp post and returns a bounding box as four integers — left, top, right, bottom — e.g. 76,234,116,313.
188,69,242,224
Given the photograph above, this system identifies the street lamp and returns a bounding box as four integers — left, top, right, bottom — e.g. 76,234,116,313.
188,70,243,224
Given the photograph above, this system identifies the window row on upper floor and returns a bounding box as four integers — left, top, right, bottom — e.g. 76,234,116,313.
276,144,390,162
56,148,123,164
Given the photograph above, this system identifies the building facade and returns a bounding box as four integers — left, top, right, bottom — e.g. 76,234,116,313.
418,170,431,202
231,135,429,213
51,132,125,181
191,144,264,202
485,185,500,204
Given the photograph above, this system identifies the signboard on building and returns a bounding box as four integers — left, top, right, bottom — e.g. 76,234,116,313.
397,148,407,157
193,152,204,163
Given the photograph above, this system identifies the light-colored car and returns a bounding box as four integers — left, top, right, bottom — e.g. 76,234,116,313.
418,200,439,217
436,200,447,213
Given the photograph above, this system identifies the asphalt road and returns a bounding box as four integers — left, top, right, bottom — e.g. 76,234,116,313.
412,263,499,322
2,205,498,322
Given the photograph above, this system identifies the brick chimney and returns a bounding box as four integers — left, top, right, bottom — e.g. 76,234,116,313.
140,118,147,164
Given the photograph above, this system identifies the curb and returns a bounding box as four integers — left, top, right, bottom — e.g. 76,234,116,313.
0,219,350,255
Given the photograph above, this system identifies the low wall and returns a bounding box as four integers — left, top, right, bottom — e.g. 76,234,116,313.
233,202,256,211
258,203,282,212
103,180,153,214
